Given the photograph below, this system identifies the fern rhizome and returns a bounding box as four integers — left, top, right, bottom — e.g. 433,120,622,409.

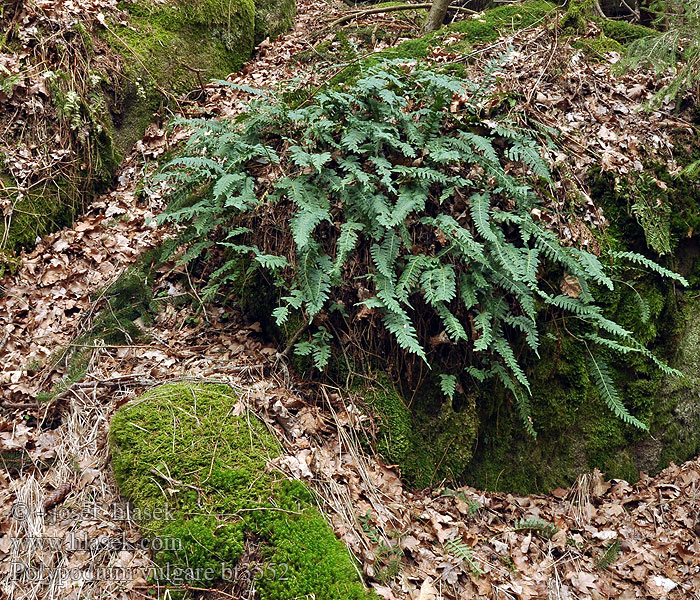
154,58,686,437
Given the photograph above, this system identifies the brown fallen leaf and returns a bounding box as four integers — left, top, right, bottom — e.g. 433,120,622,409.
561,274,582,299
416,578,437,600
43,482,72,511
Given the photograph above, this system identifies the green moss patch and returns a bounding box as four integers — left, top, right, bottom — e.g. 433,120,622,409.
593,17,655,45
465,239,700,494
572,34,624,60
1,181,73,251
2,0,296,258
330,1,556,85
254,0,296,43
106,0,254,154
1,57,120,255
363,377,477,488
110,383,374,599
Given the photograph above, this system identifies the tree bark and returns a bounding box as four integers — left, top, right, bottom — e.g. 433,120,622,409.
424,0,451,33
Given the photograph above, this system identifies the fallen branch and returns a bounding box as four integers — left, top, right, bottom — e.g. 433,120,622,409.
328,3,477,29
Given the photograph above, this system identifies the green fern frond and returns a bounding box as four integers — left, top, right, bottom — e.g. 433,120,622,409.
439,374,457,401
298,249,332,317
397,255,428,302
473,311,493,352
421,265,457,305
596,539,622,570
611,251,688,286
513,518,558,539
586,350,648,431
382,308,427,362
436,302,468,342
444,538,483,576
470,192,497,243
334,221,364,272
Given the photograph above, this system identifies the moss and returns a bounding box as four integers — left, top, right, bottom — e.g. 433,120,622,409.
465,161,700,494
361,374,477,488
110,383,375,599
560,0,595,33
121,0,256,53
0,180,73,251
466,330,655,494
642,297,700,472
105,0,295,154
107,0,254,154
362,378,436,487
568,19,655,64
330,1,557,86
427,396,478,481
593,17,655,45
254,0,296,43
572,34,624,59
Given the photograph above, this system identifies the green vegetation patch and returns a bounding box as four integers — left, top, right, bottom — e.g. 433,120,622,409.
254,0,296,43
155,56,685,449
110,383,374,599
330,1,556,85
106,0,254,154
1,58,120,256
593,17,654,45
466,155,700,493
363,374,478,489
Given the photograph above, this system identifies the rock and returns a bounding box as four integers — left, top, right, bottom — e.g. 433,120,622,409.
0,0,296,256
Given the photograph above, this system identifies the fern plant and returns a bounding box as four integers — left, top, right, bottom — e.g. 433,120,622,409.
513,517,559,540
444,538,483,576
595,538,622,570
622,0,700,108
154,58,686,437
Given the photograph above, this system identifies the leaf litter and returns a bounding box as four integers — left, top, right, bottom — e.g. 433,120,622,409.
1,1,700,599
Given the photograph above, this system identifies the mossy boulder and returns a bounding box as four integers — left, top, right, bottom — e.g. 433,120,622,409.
255,0,296,43
465,290,700,494
109,383,374,599
464,157,700,494
330,1,557,86
362,376,478,488
105,0,295,154
638,297,700,472
0,61,120,258
1,0,296,258
106,0,253,155
593,16,655,45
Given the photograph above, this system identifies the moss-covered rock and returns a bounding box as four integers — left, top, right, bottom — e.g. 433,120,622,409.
464,152,700,494
0,61,121,256
329,1,557,86
1,0,296,257
145,1,694,498
110,383,375,599
362,376,478,488
106,0,256,154
465,286,700,494
639,297,700,472
560,0,596,33
255,0,296,43
593,16,655,45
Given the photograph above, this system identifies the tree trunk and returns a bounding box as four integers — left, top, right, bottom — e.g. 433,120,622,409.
424,0,450,33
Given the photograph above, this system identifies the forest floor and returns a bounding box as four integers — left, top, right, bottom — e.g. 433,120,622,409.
1,1,699,599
